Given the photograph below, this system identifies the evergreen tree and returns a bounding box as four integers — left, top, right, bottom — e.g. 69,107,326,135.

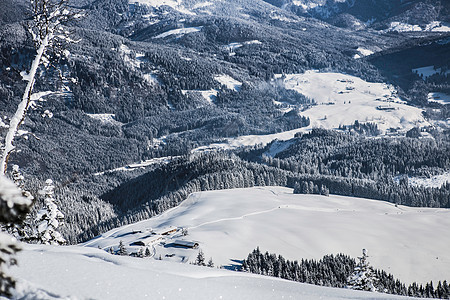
347,249,377,292
145,247,151,257
35,179,66,245
5,165,34,241
137,247,144,258
207,257,214,268
0,176,32,297
195,249,206,266
118,240,127,256
320,185,329,196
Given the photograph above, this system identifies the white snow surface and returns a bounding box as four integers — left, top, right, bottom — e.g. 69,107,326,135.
353,47,374,59
130,0,194,15
428,92,450,105
10,242,420,300
413,65,450,80
394,172,450,188
225,40,262,50
153,26,203,39
263,139,295,157
143,73,159,85
86,113,122,126
181,89,219,105
118,44,145,69
385,21,450,33
276,71,429,133
84,187,450,285
93,156,178,176
192,126,308,153
214,74,242,91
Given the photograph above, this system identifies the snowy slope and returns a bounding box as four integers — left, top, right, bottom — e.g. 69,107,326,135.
10,243,421,300
191,71,431,153
153,26,203,39
276,71,430,133
83,187,450,285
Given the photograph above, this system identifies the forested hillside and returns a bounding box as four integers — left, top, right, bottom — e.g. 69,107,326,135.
0,0,449,245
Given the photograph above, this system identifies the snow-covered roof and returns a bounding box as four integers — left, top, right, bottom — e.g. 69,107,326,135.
154,226,177,235
173,240,199,248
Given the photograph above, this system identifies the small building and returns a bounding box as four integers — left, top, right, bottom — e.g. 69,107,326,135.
173,240,199,249
155,226,177,236
376,105,396,111
129,235,162,246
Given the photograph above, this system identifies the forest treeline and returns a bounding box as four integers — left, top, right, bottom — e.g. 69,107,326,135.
66,129,449,243
241,248,450,298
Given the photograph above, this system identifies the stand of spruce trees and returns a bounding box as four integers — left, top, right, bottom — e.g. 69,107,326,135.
241,248,450,299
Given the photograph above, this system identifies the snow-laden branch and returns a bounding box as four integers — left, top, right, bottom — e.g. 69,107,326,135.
0,34,50,175
0,0,81,174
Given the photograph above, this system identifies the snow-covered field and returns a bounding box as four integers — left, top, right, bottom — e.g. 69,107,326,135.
83,187,450,285
215,75,242,91
395,172,450,189
10,243,419,300
224,40,262,55
87,113,123,126
413,66,450,80
181,89,218,105
153,26,203,39
276,71,429,133
130,0,194,15
353,47,374,59
191,127,309,153
194,71,431,152
93,156,178,176
428,92,450,105
384,21,450,33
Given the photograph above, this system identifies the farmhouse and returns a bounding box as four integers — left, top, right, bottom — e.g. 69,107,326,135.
155,226,177,236
173,240,199,249
129,235,162,246
376,105,396,111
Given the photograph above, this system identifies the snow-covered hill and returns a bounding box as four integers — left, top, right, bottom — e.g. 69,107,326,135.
276,71,429,134
10,243,422,300
83,187,450,285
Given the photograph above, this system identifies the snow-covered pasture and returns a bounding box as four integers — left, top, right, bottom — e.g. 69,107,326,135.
395,172,450,189
181,89,219,105
84,187,450,285
428,92,450,105
384,21,450,33
86,113,123,126
413,66,450,80
153,26,203,39
10,243,420,300
214,75,242,91
275,71,429,133
353,47,374,59
130,0,194,15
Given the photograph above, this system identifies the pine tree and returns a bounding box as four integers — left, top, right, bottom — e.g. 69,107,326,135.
207,257,214,268
347,249,377,292
195,249,206,266
145,247,151,257
0,175,32,297
320,185,329,196
35,179,66,245
118,240,127,256
4,165,35,241
137,247,144,258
